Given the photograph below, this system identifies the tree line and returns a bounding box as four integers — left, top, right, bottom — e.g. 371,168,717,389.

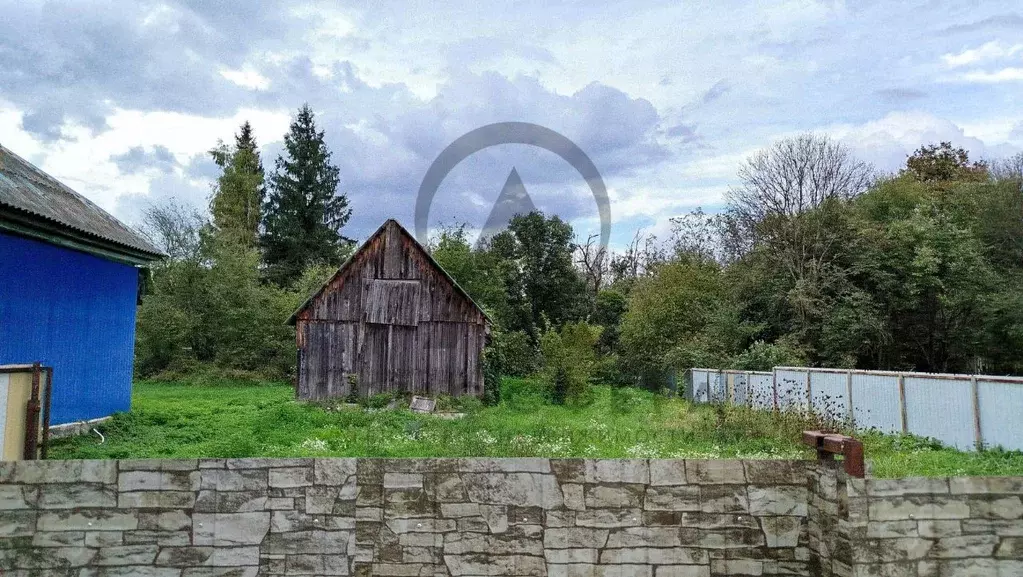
135,117,1023,398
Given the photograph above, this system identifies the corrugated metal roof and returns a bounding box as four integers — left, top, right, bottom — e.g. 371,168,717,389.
0,144,163,258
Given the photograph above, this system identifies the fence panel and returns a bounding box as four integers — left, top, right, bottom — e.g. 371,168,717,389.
808,370,850,424
978,380,1023,451
750,373,775,409
730,372,750,406
903,376,976,450
775,368,809,409
849,373,902,433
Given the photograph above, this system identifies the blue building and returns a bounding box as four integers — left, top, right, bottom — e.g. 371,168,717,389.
0,145,163,425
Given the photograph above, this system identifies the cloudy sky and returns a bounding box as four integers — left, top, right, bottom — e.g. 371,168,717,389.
1,0,1021,247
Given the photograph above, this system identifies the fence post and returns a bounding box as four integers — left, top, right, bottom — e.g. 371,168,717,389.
772,369,779,411
745,371,752,407
898,373,908,434
805,371,812,411
705,371,710,404
846,370,854,427
971,375,983,449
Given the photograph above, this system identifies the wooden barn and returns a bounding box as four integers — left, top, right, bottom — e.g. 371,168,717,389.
288,219,490,400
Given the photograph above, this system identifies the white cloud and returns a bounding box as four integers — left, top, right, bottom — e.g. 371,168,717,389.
942,41,1023,68
219,67,272,91
957,68,1023,84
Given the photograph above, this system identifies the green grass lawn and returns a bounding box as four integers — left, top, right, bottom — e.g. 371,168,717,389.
48,378,1023,478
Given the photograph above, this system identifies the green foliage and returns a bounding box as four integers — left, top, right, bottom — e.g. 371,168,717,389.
135,237,301,380
489,329,539,377
619,257,729,377
49,379,1023,477
730,338,807,372
540,321,601,405
903,142,988,184
261,104,352,286
209,122,265,247
491,212,588,336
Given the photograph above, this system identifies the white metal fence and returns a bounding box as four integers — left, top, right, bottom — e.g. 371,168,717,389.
686,366,1023,451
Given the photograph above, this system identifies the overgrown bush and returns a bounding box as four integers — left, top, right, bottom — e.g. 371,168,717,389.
730,338,807,371
540,322,601,405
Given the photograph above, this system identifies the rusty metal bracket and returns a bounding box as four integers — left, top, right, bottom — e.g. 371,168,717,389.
801,430,865,478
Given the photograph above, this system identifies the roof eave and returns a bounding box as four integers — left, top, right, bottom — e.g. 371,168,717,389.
0,208,165,266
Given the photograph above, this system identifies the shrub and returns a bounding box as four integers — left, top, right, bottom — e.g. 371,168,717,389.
540,322,601,405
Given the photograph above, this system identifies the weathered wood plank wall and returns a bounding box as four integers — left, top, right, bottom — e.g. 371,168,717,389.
293,220,488,400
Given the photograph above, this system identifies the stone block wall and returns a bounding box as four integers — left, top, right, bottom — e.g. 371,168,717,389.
1,458,1021,576
843,475,1023,576
1,458,809,576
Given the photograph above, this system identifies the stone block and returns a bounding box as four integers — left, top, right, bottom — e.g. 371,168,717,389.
600,547,708,564
574,508,642,528
967,496,1023,520
563,483,586,511
286,553,350,575
462,472,563,508
650,460,687,486
606,527,683,548
585,460,649,484
997,537,1023,559
866,478,949,497
701,485,749,514
443,531,543,555
38,484,117,508
710,559,763,576
686,460,746,484
748,486,807,517
439,502,480,518
139,510,191,531
585,484,644,508
851,538,934,563
743,460,808,486
917,520,961,538
200,469,267,492
261,530,351,555
93,545,160,566
119,490,195,509
551,459,586,484
655,566,711,577
865,520,918,538
192,512,270,546
31,530,85,546
646,485,701,511
443,554,546,576
545,527,610,549
383,473,423,489
0,484,37,509
762,516,803,548
458,458,551,473
269,467,313,488
931,535,998,558
545,548,599,564
37,510,137,531
868,497,970,521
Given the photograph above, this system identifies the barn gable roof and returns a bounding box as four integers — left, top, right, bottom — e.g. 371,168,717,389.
0,144,164,265
287,219,491,325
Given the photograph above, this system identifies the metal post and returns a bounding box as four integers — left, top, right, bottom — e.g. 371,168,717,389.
705,371,711,404
805,371,812,410
846,370,854,427
24,362,42,460
898,373,908,434
772,369,779,411
745,371,752,407
971,376,983,449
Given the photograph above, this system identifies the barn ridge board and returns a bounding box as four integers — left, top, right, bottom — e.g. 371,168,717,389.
292,219,490,400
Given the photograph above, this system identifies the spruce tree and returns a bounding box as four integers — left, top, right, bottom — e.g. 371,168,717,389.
261,105,352,286
209,121,265,246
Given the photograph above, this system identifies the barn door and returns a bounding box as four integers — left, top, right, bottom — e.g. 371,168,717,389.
360,324,390,396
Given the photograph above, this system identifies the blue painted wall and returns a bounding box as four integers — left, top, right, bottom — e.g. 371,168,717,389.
0,231,139,424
